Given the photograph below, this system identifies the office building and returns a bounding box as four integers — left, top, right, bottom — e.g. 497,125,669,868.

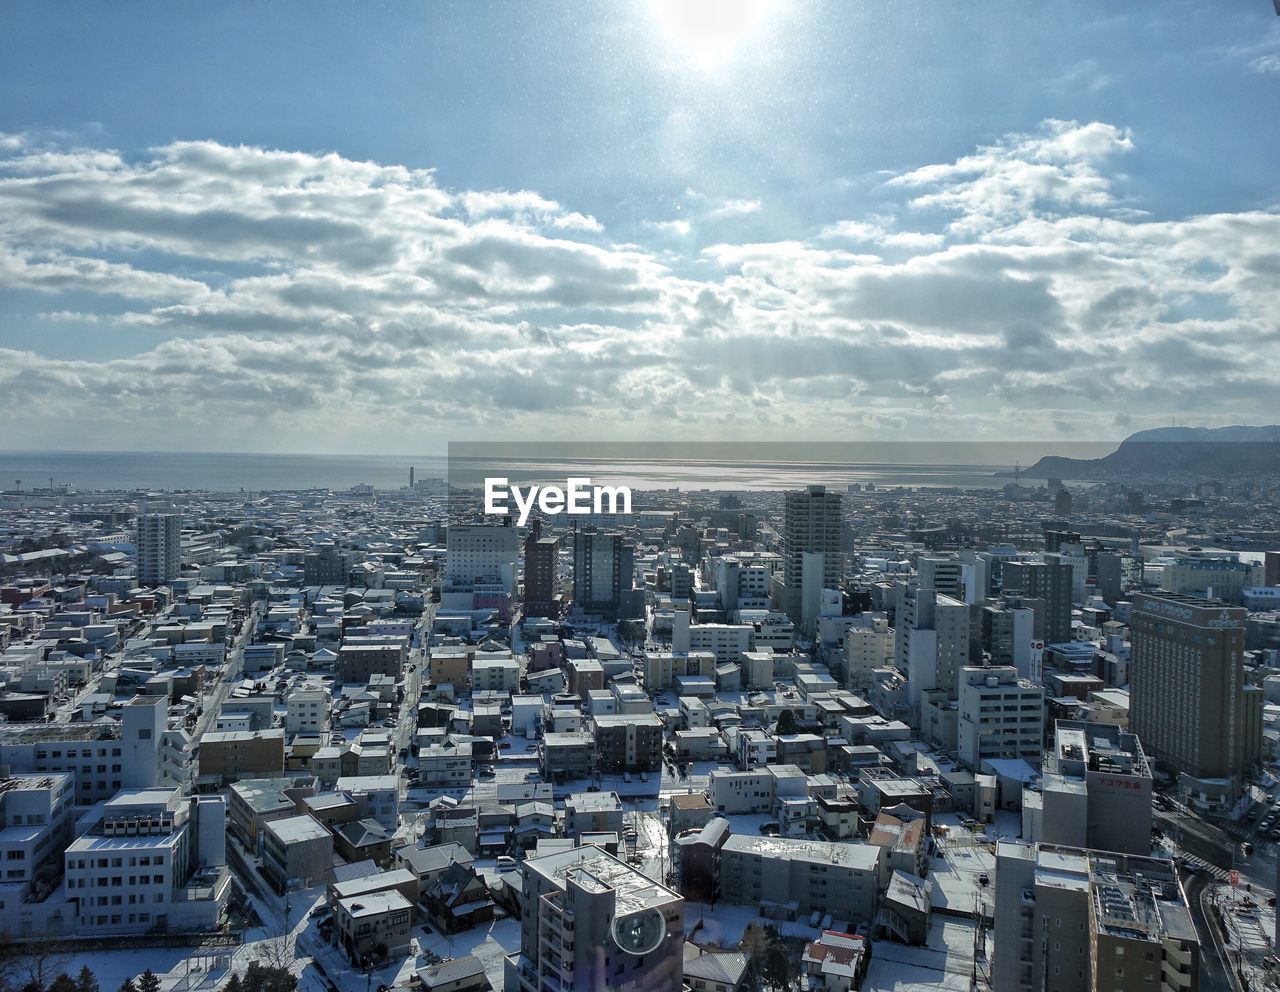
1129,592,1257,804
1032,721,1153,856
505,847,685,992
136,510,182,586
956,666,1044,770
994,842,1198,992
845,618,893,693
64,789,230,936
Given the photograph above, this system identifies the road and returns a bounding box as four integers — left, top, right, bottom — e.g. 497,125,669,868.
1184,873,1239,992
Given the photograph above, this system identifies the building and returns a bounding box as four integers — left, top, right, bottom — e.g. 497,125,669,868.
286,683,331,736
136,510,182,586
504,846,685,992
446,523,519,596
334,889,414,965
0,773,75,905
683,943,748,992
1161,556,1263,606
896,586,969,725
1033,721,1153,856
572,527,636,620
523,523,561,618
1002,559,1074,645
303,545,349,585
564,791,624,839
198,728,286,786
592,713,663,773
541,732,596,782
777,486,843,633
844,618,893,693
336,643,405,683
63,789,230,936
0,696,167,804
800,930,868,992
261,814,333,891
993,842,1199,992
1129,592,1256,804
717,835,881,925
956,666,1044,770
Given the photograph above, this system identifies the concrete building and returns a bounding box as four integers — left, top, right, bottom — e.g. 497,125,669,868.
717,835,881,925
1129,592,1256,805
844,618,893,693
593,713,663,773
993,842,1198,992
776,486,843,633
505,846,685,992
136,511,182,586
896,586,969,725
337,643,405,683
261,814,333,891
541,732,596,782
286,683,330,736
446,523,519,596
1002,559,1074,645
1161,556,1263,606
523,524,561,618
564,791,624,839
573,527,637,620
957,666,1044,770
198,728,286,786
1033,721,1153,856
334,889,414,965
63,788,230,936
0,773,75,905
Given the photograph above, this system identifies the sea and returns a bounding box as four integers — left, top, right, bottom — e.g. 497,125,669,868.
0,449,1029,493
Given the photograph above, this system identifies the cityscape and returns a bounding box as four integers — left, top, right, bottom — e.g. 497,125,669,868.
3,2,1280,991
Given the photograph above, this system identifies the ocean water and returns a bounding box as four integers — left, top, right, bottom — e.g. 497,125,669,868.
0,451,447,493
0,449,1015,492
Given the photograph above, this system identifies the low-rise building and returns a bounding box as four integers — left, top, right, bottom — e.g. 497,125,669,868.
261,814,333,891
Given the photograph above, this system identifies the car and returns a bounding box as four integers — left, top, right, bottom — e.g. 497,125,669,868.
624,772,632,783
639,772,648,782
496,856,517,872
978,872,990,886
309,904,331,919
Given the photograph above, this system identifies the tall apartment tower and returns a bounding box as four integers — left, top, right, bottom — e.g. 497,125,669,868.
572,526,636,620
136,510,182,586
1001,559,1074,644
775,485,843,632
896,585,969,721
523,520,561,618
1129,591,1258,802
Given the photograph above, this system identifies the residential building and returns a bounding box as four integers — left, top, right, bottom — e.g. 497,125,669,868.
572,527,636,620
137,511,182,586
523,523,561,618
717,835,881,925
1002,559,1074,645
592,713,663,773
505,846,685,992
993,842,1199,992
198,728,286,786
334,889,414,965
446,523,519,596
261,814,333,891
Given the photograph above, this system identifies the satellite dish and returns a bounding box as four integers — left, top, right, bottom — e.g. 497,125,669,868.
611,907,666,956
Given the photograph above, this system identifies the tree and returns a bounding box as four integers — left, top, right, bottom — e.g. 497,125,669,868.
48,975,78,992
775,708,797,736
223,973,244,992
741,923,772,992
75,966,99,992
117,980,137,992
241,963,295,992
134,971,160,992
761,943,795,991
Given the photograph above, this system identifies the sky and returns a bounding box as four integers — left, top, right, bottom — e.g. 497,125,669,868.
1,0,1278,455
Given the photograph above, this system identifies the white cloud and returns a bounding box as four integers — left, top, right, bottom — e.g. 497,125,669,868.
1249,53,1280,74
709,198,762,217
0,125,1276,448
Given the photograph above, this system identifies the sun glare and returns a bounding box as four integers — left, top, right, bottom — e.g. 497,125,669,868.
649,0,775,71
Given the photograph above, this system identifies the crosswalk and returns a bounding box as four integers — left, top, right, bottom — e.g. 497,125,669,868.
1181,856,1232,882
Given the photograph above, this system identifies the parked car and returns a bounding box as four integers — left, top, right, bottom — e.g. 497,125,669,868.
496,856,517,872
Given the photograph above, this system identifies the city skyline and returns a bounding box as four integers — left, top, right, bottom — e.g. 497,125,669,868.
1,3,1278,452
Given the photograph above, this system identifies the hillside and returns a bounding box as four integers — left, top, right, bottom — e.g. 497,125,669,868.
1014,425,1280,480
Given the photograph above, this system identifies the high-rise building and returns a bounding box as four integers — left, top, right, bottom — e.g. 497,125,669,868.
993,842,1199,992
845,617,893,692
572,526,636,619
896,585,969,717
1095,551,1124,606
523,521,561,617
1002,559,1074,644
1266,550,1280,588
505,847,685,992
136,510,182,586
917,556,967,601
776,485,843,631
1129,592,1257,803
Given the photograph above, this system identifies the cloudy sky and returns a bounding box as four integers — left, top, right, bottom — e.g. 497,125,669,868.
2,1,1278,454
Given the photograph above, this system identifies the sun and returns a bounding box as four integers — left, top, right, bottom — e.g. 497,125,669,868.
649,0,776,71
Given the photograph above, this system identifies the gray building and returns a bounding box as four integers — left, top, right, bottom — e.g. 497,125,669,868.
717,834,881,925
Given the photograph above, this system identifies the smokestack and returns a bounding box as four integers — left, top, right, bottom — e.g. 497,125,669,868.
409,465,415,489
